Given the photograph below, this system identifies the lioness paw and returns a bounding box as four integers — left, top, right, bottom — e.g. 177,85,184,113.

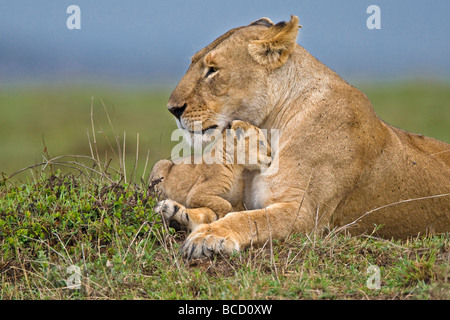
154,199,189,228
181,224,240,259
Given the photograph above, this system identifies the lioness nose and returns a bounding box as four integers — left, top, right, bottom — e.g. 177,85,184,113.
168,103,187,120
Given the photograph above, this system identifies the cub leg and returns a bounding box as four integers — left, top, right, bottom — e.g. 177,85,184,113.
154,195,233,231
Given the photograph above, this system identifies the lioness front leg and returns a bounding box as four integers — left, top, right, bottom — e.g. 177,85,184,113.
181,202,314,259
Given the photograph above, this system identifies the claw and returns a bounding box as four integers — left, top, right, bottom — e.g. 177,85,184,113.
218,238,225,251
201,240,213,258
180,225,240,260
188,243,197,260
179,242,187,257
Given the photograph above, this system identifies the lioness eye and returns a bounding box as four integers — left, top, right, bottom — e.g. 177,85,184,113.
205,66,218,78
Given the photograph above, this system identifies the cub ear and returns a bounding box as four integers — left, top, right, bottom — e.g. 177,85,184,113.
248,15,301,68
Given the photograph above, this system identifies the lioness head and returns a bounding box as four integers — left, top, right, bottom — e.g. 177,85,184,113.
168,16,301,146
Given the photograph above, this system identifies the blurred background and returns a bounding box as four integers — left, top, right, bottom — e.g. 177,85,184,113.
1,0,449,181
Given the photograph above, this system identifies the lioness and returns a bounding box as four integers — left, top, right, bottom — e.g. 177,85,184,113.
152,120,272,233
155,15,450,259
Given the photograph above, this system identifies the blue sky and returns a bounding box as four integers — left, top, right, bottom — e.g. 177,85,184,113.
0,0,449,85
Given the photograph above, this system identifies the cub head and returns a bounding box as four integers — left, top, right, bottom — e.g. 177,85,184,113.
167,15,301,146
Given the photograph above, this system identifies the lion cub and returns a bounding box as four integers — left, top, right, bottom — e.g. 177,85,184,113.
151,120,272,231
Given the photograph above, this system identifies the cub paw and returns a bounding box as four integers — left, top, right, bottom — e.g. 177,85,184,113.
181,224,240,259
154,199,189,228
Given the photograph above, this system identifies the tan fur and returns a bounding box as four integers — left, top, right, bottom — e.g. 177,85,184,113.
151,120,271,232
158,15,450,259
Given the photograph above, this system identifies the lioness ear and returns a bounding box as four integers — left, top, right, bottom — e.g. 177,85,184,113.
249,17,274,28
248,15,301,68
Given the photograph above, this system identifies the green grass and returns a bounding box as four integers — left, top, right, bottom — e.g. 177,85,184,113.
1,171,449,299
0,80,449,300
